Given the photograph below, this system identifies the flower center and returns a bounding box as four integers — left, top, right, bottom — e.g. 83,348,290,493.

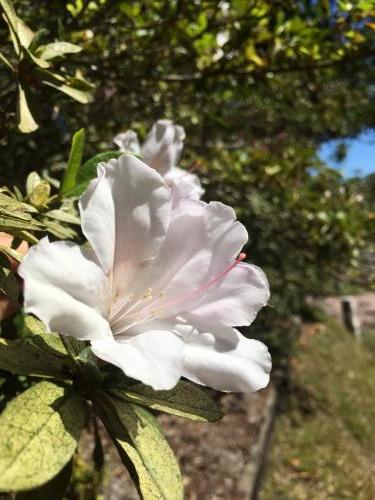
108,253,246,336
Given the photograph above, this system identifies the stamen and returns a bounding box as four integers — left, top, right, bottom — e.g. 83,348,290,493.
195,253,247,294
109,293,136,322
143,287,153,300
109,287,165,326
139,253,247,315
111,310,158,335
109,253,246,333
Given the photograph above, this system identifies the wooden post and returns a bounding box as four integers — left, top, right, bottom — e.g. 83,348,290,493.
341,296,362,339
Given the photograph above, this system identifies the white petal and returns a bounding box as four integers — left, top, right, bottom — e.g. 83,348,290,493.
81,154,171,296
165,167,205,202
142,120,185,175
113,130,141,154
185,262,270,329
79,166,115,274
19,238,112,341
143,200,256,323
91,330,184,390
160,200,248,286
182,329,271,392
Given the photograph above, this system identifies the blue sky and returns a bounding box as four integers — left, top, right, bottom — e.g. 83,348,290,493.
319,130,375,178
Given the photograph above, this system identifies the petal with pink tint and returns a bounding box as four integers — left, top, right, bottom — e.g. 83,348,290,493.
154,200,247,289
184,262,270,329
81,154,171,294
139,200,260,326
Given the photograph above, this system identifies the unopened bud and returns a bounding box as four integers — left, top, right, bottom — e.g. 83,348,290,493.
29,180,51,207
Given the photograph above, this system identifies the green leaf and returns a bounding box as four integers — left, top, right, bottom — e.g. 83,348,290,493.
0,50,15,71
0,203,33,222
0,192,38,213
0,252,19,300
60,129,86,195
59,336,100,372
15,17,34,49
1,0,35,56
0,214,42,231
25,317,102,393
24,315,69,357
0,245,23,263
265,165,282,175
15,459,73,500
8,230,39,245
41,72,93,103
3,14,20,55
22,47,50,69
43,219,77,240
17,83,38,133
56,338,103,396
0,261,19,301
13,185,23,201
1,0,21,53
77,151,122,184
27,28,48,53
93,418,104,472
0,194,43,231
94,392,183,500
66,75,95,91
47,79,93,103
0,336,74,378
59,335,86,361
65,151,122,197
0,381,86,491
109,380,223,422
245,41,266,66
36,41,82,60
66,0,84,17
0,0,17,30
44,209,81,225
0,315,75,378
186,12,208,37
74,351,104,398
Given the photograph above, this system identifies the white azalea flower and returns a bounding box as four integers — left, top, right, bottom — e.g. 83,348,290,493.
113,130,141,156
114,119,204,200
19,154,271,392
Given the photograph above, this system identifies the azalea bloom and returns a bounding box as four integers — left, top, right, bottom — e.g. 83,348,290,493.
19,154,271,392
114,119,204,200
